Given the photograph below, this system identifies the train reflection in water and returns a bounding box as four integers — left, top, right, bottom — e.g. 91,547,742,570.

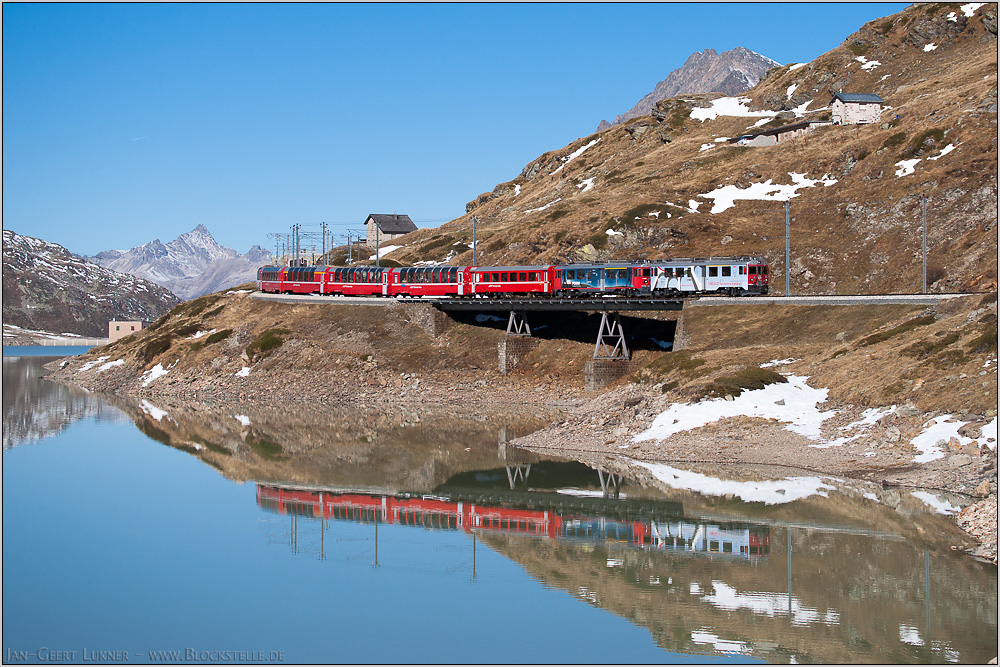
256,485,770,559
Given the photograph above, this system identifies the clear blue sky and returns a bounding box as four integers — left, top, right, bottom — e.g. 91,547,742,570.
3,2,909,256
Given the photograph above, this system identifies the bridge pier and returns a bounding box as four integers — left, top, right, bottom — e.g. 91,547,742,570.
498,336,540,374
585,311,641,390
498,310,540,374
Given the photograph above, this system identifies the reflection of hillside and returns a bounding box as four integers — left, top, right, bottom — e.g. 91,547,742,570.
106,395,555,492
2,356,125,449
479,527,997,664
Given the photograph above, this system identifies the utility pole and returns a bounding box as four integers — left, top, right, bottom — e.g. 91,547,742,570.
375,222,380,269
472,215,478,266
754,202,792,296
784,201,791,297
321,222,328,265
921,195,928,294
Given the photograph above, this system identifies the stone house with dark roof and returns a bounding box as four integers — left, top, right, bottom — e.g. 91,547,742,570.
830,92,885,125
729,119,834,146
365,214,417,248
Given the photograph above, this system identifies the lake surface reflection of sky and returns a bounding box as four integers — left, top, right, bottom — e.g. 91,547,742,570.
2,351,996,664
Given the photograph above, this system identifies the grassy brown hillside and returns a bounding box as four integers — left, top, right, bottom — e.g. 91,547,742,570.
372,3,997,295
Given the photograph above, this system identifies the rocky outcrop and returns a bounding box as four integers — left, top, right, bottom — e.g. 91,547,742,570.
606,47,780,128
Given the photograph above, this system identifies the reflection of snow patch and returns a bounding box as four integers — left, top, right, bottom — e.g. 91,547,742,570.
911,491,961,515
690,630,750,655
140,399,170,422
475,314,505,323
900,624,924,646
636,461,836,505
702,581,840,626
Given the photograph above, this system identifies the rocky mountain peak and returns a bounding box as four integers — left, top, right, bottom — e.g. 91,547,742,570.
89,225,271,300
606,46,781,128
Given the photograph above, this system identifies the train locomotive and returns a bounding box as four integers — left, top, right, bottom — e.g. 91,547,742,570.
257,256,769,299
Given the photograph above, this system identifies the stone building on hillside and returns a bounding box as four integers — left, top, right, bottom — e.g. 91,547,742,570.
365,214,417,248
830,92,885,125
730,119,834,146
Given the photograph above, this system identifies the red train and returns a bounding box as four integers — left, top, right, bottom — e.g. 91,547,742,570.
256,486,770,558
257,257,769,299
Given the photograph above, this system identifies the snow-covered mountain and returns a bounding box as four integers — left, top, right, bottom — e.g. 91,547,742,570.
90,224,272,300
2,229,180,338
3,355,127,450
599,47,781,129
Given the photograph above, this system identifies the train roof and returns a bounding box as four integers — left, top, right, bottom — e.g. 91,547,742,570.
555,256,766,268
473,265,553,271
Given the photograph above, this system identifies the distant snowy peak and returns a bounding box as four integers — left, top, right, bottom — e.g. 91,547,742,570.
89,224,271,300
607,46,781,128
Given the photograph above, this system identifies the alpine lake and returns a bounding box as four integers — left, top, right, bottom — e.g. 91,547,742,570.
3,348,997,664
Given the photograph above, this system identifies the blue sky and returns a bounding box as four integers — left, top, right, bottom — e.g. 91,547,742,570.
3,2,909,256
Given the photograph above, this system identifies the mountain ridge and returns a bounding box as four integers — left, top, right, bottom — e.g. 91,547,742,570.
2,229,180,338
599,47,781,130
89,225,271,300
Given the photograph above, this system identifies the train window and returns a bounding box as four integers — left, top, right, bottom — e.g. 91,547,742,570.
723,542,733,553
501,272,509,282
643,268,651,277
432,268,441,283
749,266,757,275
516,272,524,281
739,266,746,275
721,266,731,277
708,267,718,277
762,266,769,275
449,268,458,282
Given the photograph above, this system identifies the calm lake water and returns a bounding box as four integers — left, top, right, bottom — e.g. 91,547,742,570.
3,349,997,664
